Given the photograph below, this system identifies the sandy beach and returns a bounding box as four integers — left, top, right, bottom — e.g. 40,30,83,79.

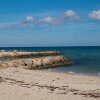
0,0,100,100
0,67,100,100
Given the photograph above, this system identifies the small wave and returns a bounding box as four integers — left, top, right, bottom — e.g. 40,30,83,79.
97,72,100,77
67,71,76,74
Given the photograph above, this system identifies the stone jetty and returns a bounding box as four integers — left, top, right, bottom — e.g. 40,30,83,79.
0,51,62,59
0,51,73,69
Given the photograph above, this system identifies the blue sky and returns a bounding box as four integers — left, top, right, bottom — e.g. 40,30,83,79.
0,0,100,47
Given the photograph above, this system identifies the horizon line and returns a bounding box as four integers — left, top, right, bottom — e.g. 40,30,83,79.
0,45,100,48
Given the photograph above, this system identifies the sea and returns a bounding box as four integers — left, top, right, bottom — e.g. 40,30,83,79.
0,46,100,76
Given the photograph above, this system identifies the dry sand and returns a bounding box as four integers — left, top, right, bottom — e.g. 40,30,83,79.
0,67,100,100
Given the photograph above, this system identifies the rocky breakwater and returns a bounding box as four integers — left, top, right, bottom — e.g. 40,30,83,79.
0,51,62,59
0,51,73,69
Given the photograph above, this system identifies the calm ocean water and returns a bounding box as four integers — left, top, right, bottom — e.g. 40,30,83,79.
0,46,100,76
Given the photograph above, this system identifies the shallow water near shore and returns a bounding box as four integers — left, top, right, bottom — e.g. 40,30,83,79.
0,46,100,76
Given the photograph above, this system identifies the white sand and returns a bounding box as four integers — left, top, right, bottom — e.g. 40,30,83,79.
0,67,100,100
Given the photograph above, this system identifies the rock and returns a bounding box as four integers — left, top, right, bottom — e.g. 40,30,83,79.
22,56,72,69
42,57,53,65
0,51,62,59
0,51,73,70
7,63,14,67
23,59,32,66
0,63,8,68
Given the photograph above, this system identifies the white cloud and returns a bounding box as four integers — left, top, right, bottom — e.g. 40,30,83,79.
21,16,34,26
0,10,80,29
26,16,34,22
88,10,100,21
64,10,79,19
38,16,64,26
39,16,54,25
38,10,80,27
0,16,34,29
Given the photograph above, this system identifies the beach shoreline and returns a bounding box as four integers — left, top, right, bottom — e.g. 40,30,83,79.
0,67,100,100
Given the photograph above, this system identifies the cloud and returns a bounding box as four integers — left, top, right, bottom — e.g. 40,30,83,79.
38,16,62,26
38,10,80,27
21,16,34,26
0,10,80,29
64,10,80,20
26,16,34,22
0,16,34,29
39,16,54,25
88,10,100,21
0,23,20,29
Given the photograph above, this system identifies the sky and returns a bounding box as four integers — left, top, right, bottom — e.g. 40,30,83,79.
0,0,100,47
